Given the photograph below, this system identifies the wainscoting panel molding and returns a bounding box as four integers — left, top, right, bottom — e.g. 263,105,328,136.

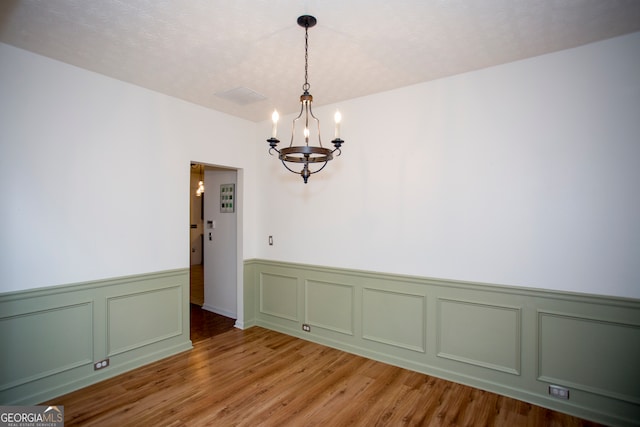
0,269,191,405
0,302,93,392
362,288,425,353
244,259,640,427
437,298,521,375
107,286,183,356
305,280,354,336
538,310,640,405
259,272,298,322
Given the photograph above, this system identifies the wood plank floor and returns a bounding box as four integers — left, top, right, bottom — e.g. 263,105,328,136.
44,311,602,426
190,264,204,306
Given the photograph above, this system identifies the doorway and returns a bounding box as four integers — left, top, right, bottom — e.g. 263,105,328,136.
189,162,239,338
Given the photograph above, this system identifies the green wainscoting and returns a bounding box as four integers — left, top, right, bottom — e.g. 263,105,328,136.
244,259,640,427
0,269,192,405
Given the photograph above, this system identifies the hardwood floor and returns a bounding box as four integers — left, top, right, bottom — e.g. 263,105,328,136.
190,264,204,306
44,317,602,427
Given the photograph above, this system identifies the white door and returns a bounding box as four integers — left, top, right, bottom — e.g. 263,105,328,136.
202,168,237,319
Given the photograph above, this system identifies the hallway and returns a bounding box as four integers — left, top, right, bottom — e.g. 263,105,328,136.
190,303,235,343
190,263,235,342
189,264,204,306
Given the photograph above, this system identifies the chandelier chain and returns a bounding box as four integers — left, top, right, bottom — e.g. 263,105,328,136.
303,25,310,92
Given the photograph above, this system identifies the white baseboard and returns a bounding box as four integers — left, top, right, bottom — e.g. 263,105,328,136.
202,303,236,319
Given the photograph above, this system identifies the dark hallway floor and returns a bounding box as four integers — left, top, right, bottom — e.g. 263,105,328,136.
189,303,236,343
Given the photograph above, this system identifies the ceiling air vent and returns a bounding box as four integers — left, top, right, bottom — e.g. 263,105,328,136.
215,87,267,105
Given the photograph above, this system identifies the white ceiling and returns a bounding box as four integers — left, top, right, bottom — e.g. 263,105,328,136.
1,0,639,122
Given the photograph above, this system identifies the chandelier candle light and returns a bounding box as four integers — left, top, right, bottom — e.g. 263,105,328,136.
267,15,344,184
195,164,205,197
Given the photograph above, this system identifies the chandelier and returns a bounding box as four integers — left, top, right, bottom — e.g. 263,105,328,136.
195,164,205,197
267,15,344,184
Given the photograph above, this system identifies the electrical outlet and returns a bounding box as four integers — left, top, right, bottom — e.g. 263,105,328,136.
548,385,569,399
302,324,311,332
94,359,110,370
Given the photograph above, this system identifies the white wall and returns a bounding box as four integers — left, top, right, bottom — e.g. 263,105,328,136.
256,32,640,299
2,32,639,300
0,42,257,293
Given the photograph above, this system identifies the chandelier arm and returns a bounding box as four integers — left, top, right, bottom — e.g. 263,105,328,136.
293,101,305,120
290,103,305,147
280,160,303,175
308,160,329,175
307,103,323,147
279,159,329,177
307,101,319,120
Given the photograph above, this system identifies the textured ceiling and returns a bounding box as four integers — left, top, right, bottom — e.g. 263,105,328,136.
1,0,640,122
